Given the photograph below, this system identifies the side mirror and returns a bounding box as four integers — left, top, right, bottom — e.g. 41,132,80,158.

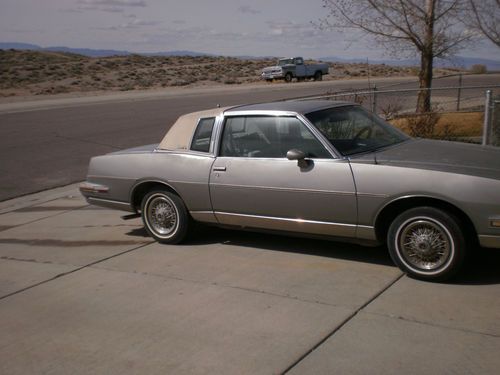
287,149,311,169
286,149,306,161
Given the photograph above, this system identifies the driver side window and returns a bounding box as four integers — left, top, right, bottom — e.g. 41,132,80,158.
220,116,331,158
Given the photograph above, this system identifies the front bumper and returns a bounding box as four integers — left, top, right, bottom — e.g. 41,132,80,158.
261,72,284,80
478,235,500,249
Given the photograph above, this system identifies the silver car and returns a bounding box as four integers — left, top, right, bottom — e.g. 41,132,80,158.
80,100,500,281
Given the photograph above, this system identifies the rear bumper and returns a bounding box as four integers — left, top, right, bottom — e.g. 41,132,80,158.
80,181,133,212
478,235,500,249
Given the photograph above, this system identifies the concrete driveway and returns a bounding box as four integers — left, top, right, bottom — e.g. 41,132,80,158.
0,185,499,374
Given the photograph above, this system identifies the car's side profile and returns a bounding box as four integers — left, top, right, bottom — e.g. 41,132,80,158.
81,100,500,281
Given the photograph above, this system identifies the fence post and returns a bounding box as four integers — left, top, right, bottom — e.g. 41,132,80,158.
371,86,377,113
482,90,492,146
456,74,462,111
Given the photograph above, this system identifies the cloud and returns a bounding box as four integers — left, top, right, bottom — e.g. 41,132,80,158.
3,28,44,34
77,0,147,6
74,0,147,13
95,18,161,30
266,20,321,39
238,5,261,15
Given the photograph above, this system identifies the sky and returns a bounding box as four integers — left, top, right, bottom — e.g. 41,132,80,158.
0,0,499,60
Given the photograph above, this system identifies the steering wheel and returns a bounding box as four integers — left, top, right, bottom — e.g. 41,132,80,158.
352,126,372,144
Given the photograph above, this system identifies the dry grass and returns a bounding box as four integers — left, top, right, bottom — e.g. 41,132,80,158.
0,49,463,97
390,111,483,140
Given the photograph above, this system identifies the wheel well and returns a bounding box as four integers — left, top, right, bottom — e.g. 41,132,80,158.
374,197,477,245
131,181,179,212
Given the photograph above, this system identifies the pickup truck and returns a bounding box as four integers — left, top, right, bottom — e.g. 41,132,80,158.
261,57,329,83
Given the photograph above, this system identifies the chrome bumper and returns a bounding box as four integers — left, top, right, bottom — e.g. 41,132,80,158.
80,182,134,212
261,73,283,80
478,235,500,249
79,181,109,194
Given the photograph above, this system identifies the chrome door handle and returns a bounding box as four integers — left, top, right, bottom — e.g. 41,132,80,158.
213,166,227,172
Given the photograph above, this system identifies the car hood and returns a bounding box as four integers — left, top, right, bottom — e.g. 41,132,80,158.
262,66,282,72
359,139,500,180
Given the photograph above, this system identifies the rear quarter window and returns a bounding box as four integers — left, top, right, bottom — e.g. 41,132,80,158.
191,117,216,153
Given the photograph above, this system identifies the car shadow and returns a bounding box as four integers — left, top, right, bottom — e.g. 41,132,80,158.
126,225,500,285
190,225,393,267
452,247,500,286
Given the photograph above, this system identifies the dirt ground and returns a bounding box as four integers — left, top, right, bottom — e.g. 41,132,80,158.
0,49,464,98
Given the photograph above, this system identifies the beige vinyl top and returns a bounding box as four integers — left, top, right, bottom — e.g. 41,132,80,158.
158,107,230,151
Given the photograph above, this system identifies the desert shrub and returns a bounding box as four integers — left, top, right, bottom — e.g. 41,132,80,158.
170,79,190,87
224,78,241,85
380,100,404,120
120,84,135,91
404,110,440,138
470,64,487,74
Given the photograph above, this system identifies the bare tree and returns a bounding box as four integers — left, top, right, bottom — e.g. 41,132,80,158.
318,0,471,113
465,0,500,47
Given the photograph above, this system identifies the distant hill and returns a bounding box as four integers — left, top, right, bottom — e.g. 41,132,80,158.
0,42,41,50
3,43,497,70
0,42,211,58
320,55,500,71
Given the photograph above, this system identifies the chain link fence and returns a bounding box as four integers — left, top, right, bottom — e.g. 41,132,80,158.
295,75,500,145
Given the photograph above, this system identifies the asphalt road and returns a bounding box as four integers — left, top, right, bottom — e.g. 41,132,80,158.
0,74,498,201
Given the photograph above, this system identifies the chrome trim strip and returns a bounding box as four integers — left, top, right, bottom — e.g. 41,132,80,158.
190,210,218,224
87,175,136,181
357,192,390,198
356,225,377,241
87,197,133,212
168,180,207,186
478,235,500,249
214,211,356,237
210,183,355,196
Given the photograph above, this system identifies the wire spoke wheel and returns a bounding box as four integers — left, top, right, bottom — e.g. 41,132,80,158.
398,219,451,271
147,195,178,236
387,207,466,281
141,190,189,244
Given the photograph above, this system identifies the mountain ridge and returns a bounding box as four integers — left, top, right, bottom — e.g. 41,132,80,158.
1,42,499,70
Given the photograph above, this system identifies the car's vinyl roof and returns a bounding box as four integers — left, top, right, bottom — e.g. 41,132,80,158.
225,100,354,115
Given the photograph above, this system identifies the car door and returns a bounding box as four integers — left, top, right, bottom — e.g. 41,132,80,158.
294,58,306,77
209,115,358,237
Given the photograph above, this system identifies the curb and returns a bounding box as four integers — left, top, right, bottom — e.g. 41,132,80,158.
0,182,83,215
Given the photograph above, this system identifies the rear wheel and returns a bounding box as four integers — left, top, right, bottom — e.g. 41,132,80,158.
314,71,323,81
387,207,466,281
141,190,189,244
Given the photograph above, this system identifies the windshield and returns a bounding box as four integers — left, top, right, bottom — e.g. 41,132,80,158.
305,105,409,156
278,59,294,66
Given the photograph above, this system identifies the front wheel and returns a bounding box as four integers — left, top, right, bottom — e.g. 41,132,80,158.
284,73,293,83
141,190,189,244
387,207,466,281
